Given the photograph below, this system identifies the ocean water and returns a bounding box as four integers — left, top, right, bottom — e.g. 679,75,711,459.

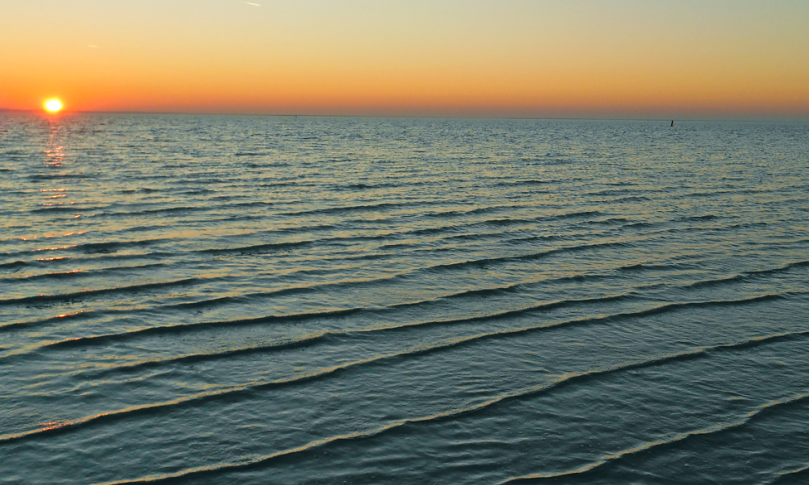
1,112,808,485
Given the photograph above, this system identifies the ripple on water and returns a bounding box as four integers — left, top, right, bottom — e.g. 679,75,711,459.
0,114,808,484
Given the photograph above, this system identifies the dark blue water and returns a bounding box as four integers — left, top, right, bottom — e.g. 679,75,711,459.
1,113,808,484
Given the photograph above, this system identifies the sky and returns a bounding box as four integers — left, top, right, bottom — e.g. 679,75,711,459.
2,0,808,118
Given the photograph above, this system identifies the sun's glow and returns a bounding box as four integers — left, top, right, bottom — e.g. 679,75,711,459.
45,99,63,113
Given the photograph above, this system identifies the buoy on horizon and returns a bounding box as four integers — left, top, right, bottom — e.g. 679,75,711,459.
671,120,674,127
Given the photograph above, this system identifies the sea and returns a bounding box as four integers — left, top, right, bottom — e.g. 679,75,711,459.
1,112,808,485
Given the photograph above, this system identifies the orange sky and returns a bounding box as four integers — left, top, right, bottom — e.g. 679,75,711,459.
2,0,808,118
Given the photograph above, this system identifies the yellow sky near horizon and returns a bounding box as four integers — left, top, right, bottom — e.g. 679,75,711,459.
2,0,808,117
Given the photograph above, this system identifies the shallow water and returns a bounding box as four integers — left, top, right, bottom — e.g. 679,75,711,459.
1,113,808,484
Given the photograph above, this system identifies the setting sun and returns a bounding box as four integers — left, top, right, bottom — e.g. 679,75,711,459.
45,99,63,113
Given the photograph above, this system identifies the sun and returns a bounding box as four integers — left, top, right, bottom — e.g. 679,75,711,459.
45,99,63,113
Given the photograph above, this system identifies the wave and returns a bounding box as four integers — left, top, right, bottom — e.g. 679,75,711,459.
26,173,93,181
202,240,314,256
748,260,809,277
480,217,534,227
588,216,633,225
315,211,602,242
90,206,217,220
41,308,364,349
440,285,522,299
618,262,686,272
684,274,747,289
5,264,601,333
339,182,395,190
551,209,602,219
0,310,94,333
138,206,210,216
0,263,167,284
281,201,425,217
229,200,275,208
684,260,809,289
71,339,809,485
165,283,334,310
57,241,676,318
23,291,800,422
0,260,29,271
77,239,165,254
772,464,809,485
0,278,200,307
503,392,809,483
428,240,635,272
79,293,638,375
681,214,720,221
36,289,635,352
234,152,269,157
470,210,606,229
611,195,652,203
30,206,81,213
621,221,655,229
405,226,460,238
91,333,339,377
586,187,642,197
494,179,557,187
26,280,798,359
423,204,527,219
66,251,176,265
624,293,788,319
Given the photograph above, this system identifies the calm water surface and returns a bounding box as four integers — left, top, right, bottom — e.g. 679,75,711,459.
1,113,808,484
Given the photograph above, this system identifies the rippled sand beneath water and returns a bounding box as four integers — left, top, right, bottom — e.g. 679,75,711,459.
1,113,808,484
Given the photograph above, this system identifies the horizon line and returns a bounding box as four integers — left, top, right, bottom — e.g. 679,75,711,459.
2,107,808,123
